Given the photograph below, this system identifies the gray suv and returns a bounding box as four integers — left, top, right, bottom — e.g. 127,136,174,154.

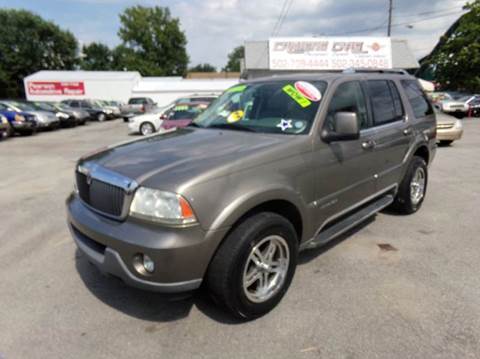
67,70,436,319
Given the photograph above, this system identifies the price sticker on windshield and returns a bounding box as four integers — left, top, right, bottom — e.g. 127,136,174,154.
282,84,312,108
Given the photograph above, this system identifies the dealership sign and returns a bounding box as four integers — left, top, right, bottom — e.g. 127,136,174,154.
269,37,392,70
27,81,85,96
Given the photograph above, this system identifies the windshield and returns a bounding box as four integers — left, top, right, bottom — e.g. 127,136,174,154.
9,101,36,111
193,80,327,134
170,104,205,120
34,102,55,111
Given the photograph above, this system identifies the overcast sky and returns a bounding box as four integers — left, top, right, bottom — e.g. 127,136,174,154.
0,0,469,69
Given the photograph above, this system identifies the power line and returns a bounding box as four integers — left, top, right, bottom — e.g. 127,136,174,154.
273,0,295,36
391,9,465,28
270,0,290,37
394,6,465,18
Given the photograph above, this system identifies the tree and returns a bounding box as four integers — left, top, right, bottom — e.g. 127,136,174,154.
223,46,244,72
189,63,217,72
117,5,189,76
0,9,78,98
81,42,113,70
423,1,480,91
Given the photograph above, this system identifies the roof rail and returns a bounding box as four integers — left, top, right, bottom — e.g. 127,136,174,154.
342,68,408,75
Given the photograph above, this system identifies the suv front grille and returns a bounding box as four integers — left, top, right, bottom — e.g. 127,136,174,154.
76,172,125,217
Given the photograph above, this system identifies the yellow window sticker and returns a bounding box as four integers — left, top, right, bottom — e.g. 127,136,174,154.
226,85,247,93
174,105,188,111
282,84,312,108
227,110,244,123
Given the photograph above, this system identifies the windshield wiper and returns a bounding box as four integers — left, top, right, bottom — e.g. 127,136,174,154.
207,123,257,132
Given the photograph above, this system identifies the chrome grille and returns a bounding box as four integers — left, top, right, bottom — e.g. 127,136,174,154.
76,172,125,217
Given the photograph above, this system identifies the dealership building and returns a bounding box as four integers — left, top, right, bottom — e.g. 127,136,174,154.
24,71,238,107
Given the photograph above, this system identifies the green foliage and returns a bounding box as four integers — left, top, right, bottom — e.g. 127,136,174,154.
81,42,114,70
189,63,217,72
427,1,480,91
0,9,78,98
117,5,189,76
223,46,244,72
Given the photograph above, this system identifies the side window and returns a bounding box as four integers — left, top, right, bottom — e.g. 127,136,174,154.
400,80,433,118
325,81,369,131
69,101,78,107
366,80,404,126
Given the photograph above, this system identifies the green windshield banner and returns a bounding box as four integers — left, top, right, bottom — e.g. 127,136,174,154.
282,84,312,108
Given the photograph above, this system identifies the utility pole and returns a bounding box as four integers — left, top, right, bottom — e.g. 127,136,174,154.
387,0,393,36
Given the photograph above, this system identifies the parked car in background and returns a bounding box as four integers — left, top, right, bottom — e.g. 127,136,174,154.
173,94,218,106
0,104,37,135
127,106,170,135
61,99,109,122
160,101,210,130
436,111,463,146
50,103,89,125
99,100,122,117
0,114,10,139
440,94,479,118
30,101,77,128
91,100,117,119
67,71,436,319
0,100,59,130
121,97,156,120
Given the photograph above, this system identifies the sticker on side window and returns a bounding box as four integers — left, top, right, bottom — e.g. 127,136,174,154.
226,85,247,93
282,84,312,108
227,110,244,123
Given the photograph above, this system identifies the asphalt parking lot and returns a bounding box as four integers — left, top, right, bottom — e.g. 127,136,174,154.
1,119,480,359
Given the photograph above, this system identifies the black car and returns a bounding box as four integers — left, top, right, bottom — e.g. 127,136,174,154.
61,99,108,122
30,101,77,128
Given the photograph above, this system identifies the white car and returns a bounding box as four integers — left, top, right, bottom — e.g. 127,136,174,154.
127,107,167,135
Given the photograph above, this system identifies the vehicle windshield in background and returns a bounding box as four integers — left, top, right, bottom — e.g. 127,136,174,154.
193,80,327,134
170,104,206,120
129,98,146,104
8,101,36,112
33,102,56,111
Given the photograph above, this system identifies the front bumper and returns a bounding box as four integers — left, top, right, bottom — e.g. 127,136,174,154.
437,128,463,141
66,193,229,293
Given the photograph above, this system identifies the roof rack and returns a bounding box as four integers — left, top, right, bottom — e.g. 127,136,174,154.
342,68,408,75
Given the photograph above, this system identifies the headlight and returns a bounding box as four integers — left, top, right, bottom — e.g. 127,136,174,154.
105,109,113,114
56,112,69,119
14,114,25,122
129,187,197,225
0,115,7,124
454,120,463,129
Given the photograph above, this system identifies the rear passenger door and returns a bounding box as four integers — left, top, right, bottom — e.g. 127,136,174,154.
363,79,413,192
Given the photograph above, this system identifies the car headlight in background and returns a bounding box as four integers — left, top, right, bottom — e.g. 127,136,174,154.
56,112,70,119
14,114,25,122
129,187,197,225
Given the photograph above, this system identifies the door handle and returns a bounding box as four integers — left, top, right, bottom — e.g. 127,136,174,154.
403,127,413,136
361,140,376,150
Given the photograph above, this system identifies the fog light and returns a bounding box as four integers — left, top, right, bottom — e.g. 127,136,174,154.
143,254,155,273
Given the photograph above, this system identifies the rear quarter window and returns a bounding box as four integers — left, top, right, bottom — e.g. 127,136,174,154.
401,80,433,118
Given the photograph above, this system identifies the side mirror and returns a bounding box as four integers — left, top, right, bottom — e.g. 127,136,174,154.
321,112,360,142
159,114,167,120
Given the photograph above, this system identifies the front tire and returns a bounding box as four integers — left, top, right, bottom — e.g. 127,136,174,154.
206,212,298,320
140,122,155,136
390,156,428,214
97,113,106,122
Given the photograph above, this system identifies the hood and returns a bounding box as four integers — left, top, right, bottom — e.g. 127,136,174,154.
81,128,299,191
30,110,58,123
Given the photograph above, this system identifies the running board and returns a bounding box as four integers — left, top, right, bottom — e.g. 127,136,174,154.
300,194,394,251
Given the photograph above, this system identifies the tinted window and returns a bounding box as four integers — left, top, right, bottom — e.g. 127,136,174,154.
325,81,369,131
366,80,404,125
401,80,433,118
129,98,149,105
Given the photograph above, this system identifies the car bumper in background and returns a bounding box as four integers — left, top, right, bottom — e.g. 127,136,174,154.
437,128,463,141
66,193,229,293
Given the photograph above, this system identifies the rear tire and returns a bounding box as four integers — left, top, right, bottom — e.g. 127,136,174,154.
390,156,428,214
206,212,298,320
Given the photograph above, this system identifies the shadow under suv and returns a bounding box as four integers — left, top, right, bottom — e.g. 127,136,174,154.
67,70,436,319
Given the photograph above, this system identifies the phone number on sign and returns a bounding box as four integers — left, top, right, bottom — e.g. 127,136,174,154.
271,57,390,70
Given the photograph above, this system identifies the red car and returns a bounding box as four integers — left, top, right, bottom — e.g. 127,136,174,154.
160,101,209,130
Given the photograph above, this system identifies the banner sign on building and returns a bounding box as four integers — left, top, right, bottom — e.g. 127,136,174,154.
27,81,85,96
269,37,392,70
